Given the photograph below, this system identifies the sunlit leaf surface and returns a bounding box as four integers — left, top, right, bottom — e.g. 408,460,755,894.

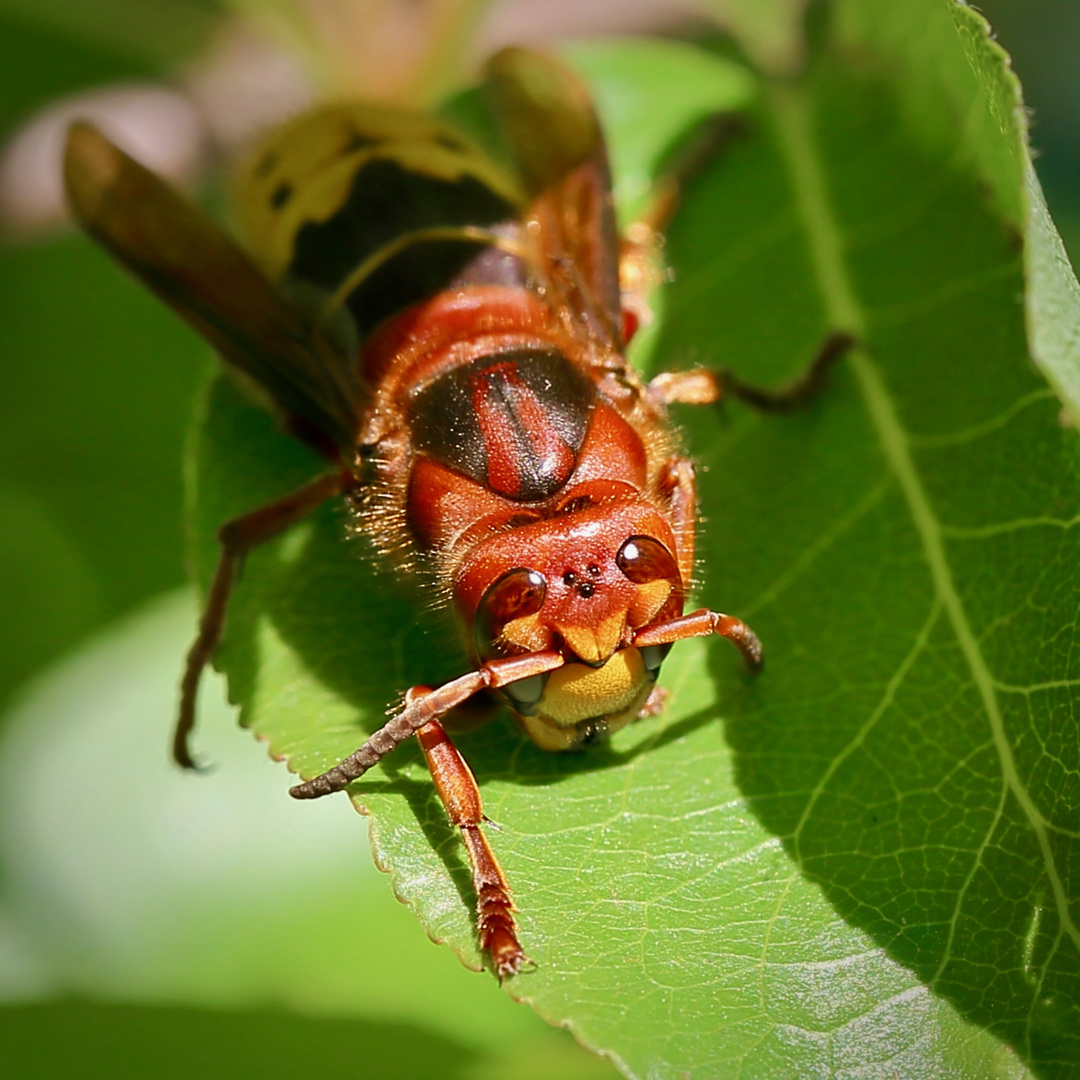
190,8,1080,1078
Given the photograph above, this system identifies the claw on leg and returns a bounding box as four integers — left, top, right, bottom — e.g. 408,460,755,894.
416,718,529,978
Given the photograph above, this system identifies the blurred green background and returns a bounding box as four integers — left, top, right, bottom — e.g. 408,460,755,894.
0,0,1074,1076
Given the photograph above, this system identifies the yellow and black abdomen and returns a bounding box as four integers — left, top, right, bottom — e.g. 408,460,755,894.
233,103,526,343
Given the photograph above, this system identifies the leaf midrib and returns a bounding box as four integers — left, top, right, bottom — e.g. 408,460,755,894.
767,79,1080,959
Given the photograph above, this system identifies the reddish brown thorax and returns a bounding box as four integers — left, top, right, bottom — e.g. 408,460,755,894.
358,286,663,546
349,284,686,752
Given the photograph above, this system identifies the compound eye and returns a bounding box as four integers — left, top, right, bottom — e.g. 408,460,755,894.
616,536,679,584
475,568,547,658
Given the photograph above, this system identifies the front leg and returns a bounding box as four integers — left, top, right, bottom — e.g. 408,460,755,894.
416,716,528,979
635,609,763,673
289,656,569,977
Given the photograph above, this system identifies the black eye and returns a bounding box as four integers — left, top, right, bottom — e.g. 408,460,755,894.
475,568,547,658
616,536,679,583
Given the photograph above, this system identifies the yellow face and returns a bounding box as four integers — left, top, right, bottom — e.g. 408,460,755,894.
463,509,684,752
510,646,657,751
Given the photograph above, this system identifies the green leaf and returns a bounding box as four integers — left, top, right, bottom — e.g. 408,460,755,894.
187,9,1080,1079
0,1000,479,1080
0,591,614,1079
0,484,101,711
0,235,207,712
0,16,210,711
0,998,621,1080
0,0,219,67
696,0,811,76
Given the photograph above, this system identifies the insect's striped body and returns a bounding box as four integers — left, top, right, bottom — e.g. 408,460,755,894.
233,102,524,336
232,98,690,748
64,49,766,978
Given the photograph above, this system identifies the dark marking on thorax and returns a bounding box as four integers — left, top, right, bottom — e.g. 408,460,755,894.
409,349,595,502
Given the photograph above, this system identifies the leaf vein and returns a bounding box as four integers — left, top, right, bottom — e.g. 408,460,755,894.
908,388,1056,448
771,79,1080,959
742,477,892,618
868,261,1018,331
994,677,1080,695
941,515,1080,539
929,774,1008,989
791,601,942,856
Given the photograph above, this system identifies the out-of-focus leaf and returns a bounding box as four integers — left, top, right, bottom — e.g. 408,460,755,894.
185,8,1079,1079
0,998,623,1080
695,0,810,75
0,238,207,675
0,0,219,69
0,1000,479,1080
0,13,145,134
0,485,101,709
0,591,615,1078
0,9,213,709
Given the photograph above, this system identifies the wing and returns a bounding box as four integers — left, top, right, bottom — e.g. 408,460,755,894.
485,48,623,351
63,122,361,461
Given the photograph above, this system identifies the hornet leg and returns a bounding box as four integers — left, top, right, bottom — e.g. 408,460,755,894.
176,470,350,768
647,331,855,413
289,650,565,798
634,609,763,673
416,713,528,979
